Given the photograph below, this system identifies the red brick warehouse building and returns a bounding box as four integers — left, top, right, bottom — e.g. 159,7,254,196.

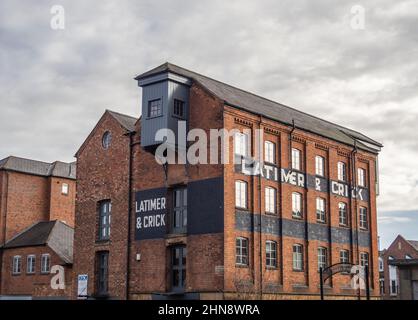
73,63,383,300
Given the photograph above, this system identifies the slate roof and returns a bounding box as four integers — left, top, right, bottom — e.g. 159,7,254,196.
135,62,383,153
0,156,76,179
2,221,74,264
407,240,418,252
107,109,137,132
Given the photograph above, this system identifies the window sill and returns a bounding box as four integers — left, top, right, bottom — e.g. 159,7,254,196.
292,215,303,220
292,269,304,272
339,224,350,228
235,264,249,269
12,273,21,276
235,206,249,211
266,266,278,270
95,239,111,245
265,211,277,216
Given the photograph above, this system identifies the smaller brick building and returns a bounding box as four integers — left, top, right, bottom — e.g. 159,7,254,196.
0,220,74,299
379,235,418,299
0,156,76,299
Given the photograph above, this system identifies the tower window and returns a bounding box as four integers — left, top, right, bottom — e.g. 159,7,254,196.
173,99,185,117
148,99,162,118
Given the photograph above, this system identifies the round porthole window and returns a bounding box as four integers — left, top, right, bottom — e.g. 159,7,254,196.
102,131,111,149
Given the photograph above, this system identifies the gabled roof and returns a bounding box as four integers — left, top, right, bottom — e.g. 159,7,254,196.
2,221,74,264
135,62,383,153
0,156,76,179
75,109,137,157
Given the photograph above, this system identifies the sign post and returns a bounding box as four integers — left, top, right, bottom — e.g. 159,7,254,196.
319,267,324,300
365,265,370,300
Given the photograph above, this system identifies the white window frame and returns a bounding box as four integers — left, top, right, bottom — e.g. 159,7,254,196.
315,156,325,176
316,197,326,223
292,192,302,218
12,255,21,275
291,148,301,171
235,180,247,209
405,254,412,259
358,168,366,187
340,250,350,264
27,255,36,274
234,132,249,157
379,257,384,271
293,244,303,271
61,183,69,195
359,207,368,229
266,240,277,268
338,162,347,182
264,141,275,164
318,247,327,271
360,252,369,267
339,202,348,226
41,254,51,274
265,187,276,214
236,237,249,266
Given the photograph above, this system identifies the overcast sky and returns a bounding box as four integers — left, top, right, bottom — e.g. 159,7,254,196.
0,0,417,248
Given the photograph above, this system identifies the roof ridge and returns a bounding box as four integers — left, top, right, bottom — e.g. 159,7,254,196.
142,63,382,147
106,109,137,120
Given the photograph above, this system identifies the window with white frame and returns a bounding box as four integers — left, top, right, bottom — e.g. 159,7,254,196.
266,240,277,268
316,197,326,223
41,254,51,274
358,168,366,187
339,202,348,226
98,201,111,240
264,141,275,164
236,237,249,265
360,252,369,267
405,254,412,259
235,180,247,209
62,183,69,195
12,256,21,275
293,244,303,271
265,187,276,214
389,264,398,295
315,156,325,176
234,132,249,157
292,192,302,218
338,162,347,182
291,148,301,170
318,247,327,271
340,250,350,264
359,207,368,229
379,257,384,271
27,255,36,274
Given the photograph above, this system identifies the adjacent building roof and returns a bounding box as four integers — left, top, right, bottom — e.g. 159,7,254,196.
407,240,418,251
135,62,383,153
107,109,137,132
2,220,74,264
0,156,76,180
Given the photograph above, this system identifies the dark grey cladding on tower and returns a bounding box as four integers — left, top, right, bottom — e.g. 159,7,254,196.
135,69,191,148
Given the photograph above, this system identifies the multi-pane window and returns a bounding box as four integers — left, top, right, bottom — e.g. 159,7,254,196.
41,254,51,274
173,99,185,118
338,162,347,182
265,187,276,214
235,180,247,209
316,197,326,223
27,255,36,274
340,250,350,264
96,251,109,296
292,192,302,218
318,247,327,271
315,156,325,176
173,187,187,233
360,252,369,267
379,257,384,271
291,148,301,170
358,168,366,187
234,132,249,157
62,183,69,195
359,207,368,229
264,141,275,164
148,99,162,117
339,202,348,226
266,241,277,268
12,256,21,275
293,244,303,271
379,279,385,295
172,246,187,291
98,201,111,240
236,237,249,266
389,264,398,295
